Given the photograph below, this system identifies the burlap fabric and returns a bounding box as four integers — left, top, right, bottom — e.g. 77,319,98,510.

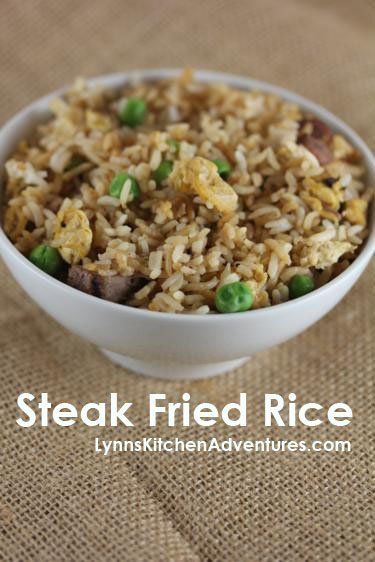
0,1,374,560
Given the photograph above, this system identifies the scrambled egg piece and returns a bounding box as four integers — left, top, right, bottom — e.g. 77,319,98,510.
85,110,113,132
344,199,368,226
301,178,343,223
169,157,238,213
301,240,353,269
53,208,92,264
332,134,354,160
306,179,340,210
300,192,323,213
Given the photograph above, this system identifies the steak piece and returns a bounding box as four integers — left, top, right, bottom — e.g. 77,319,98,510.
67,265,145,303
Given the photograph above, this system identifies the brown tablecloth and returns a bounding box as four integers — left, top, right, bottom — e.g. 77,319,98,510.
0,1,374,560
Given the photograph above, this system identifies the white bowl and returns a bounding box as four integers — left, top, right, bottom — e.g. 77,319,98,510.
0,70,374,379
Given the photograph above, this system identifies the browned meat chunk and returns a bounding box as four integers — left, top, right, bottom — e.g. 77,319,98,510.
299,118,333,143
299,134,333,165
298,118,334,165
67,265,145,303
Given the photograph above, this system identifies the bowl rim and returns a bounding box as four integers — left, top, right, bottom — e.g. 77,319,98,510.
0,68,374,323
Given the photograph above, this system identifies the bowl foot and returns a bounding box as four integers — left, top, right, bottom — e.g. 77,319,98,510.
101,349,249,380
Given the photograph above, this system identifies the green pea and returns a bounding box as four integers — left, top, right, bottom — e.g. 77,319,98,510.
166,139,180,153
119,97,147,127
153,160,174,186
288,274,315,299
213,158,232,179
29,244,64,275
215,281,254,313
109,172,140,201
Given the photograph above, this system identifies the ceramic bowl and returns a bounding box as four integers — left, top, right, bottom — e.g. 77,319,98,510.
0,70,374,379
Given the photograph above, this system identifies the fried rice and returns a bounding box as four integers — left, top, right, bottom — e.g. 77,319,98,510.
2,69,372,313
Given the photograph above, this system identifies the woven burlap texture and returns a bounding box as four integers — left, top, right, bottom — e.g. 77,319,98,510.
0,1,374,561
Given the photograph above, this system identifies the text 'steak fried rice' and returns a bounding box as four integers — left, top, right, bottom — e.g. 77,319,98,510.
2,69,372,313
